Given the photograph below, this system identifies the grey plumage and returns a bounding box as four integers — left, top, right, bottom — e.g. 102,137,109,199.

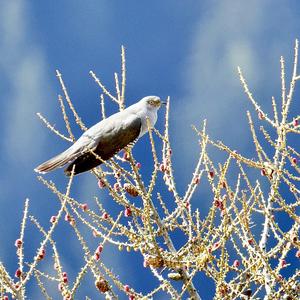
34,96,163,176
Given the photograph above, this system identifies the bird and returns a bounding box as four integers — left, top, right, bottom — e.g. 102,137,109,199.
34,96,165,176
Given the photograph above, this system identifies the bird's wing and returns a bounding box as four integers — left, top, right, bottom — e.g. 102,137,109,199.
64,112,142,175
35,110,142,175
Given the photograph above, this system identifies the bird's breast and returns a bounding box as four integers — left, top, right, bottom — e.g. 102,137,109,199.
138,109,157,138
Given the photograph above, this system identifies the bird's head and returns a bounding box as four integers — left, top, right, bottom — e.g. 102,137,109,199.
141,96,166,111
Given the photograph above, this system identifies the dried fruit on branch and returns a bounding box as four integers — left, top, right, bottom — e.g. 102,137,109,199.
123,183,139,197
95,277,110,293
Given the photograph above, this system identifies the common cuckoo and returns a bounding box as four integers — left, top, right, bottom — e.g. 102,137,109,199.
34,96,164,176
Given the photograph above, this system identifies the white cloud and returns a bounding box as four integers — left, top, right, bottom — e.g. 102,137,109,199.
172,0,297,183
0,1,25,53
0,0,53,165
0,0,54,268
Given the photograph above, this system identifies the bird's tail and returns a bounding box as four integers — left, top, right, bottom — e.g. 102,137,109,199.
34,149,76,174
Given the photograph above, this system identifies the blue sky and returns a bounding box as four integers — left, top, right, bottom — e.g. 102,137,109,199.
0,1,299,299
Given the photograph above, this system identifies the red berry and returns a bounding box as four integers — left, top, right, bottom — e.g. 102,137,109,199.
258,111,265,120
293,119,299,127
98,179,106,189
3,296,9,300
62,272,68,283
159,164,166,173
96,245,103,254
123,152,130,161
248,239,254,245
214,198,224,210
102,212,109,220
221,181,227,189
93,230,99,237
261,169,267,176
124,207,132,217
50,215,57,223
193,177,200,184
38,247,46,260
296,250,300,258
209,171,214,179
124,284,130,293
114,183,120,192
15,269,21,278
280,259,287,268
159,163,166,172
292,157,298,165
114,171,121,179
64,214,71,222
233,260,240,268
94,252,100,261
212,242,220,252
135,162,141,169
168,148,172,156
15,239,22,248
129,295,135,300
214,199,221,208
80,203,88,211
38,253,45,260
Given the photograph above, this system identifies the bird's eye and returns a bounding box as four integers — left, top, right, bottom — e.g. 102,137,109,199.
149,100,154,105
